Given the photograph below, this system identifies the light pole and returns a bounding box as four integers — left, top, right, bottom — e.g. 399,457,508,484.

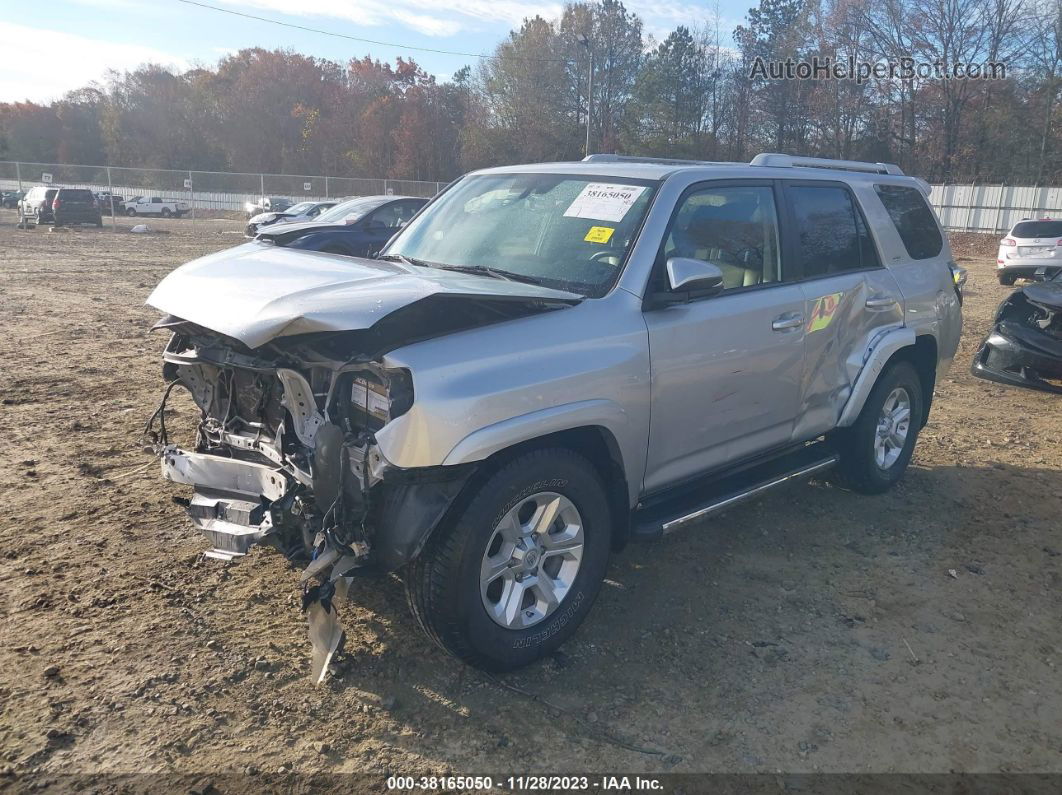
575,33,593,158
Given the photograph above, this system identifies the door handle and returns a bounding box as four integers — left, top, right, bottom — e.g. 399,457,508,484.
771,312,804,331
865,296,898,308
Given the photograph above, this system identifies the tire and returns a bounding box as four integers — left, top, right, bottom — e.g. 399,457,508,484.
831,361,923,495
160,208,172,218
999,272,1017,286
126,208,137,217
405,448,611,671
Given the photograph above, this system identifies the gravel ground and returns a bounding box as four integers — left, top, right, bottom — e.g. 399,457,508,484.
0,213,1060,784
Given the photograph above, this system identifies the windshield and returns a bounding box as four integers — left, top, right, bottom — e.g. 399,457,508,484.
383,173,656,296
1012,220,1062,238
284,202,315,215
317,197,389,224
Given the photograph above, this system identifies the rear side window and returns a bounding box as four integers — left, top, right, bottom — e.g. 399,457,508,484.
1011,220,1062,238
874,184,943,259
786,184,881,277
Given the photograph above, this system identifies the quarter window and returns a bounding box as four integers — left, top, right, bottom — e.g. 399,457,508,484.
787,185,881,277
874,184,943,259
662,185,783,289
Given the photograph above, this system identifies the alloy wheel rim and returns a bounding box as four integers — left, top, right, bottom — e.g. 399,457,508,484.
480,492,584,630
874,387,911,469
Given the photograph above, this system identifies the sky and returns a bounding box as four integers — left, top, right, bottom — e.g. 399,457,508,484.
0,0,744,104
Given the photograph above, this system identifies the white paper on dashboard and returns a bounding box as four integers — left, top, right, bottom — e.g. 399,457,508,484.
563,183,647,222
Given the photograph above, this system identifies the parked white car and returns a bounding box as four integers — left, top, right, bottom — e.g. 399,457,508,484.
123,196,190,218
996,218,1062,285
245,200,337,236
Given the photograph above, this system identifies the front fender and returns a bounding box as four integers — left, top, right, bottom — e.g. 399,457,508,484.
441,399,629,465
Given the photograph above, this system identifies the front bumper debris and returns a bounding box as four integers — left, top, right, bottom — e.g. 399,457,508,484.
971,283,1062,395
972,326,1062,394
161,447,289,559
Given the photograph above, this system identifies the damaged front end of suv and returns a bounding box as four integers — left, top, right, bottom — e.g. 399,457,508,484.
972,278,1062,395
143,246,580,681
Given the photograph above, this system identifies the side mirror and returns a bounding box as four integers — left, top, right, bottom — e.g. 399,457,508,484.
666,257,724,294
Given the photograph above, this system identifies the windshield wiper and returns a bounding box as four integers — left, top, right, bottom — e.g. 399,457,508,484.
432,264,543,285
376,253,433,268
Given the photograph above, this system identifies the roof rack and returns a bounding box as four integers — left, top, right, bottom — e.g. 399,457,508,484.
750,153,905,176
582,154,721,166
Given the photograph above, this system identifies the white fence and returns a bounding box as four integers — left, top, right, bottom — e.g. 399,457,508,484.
929,184,1062,234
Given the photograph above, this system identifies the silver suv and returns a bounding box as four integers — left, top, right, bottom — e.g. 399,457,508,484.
146,154,963,677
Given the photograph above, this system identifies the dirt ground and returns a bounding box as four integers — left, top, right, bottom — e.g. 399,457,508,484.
1,212,1060,785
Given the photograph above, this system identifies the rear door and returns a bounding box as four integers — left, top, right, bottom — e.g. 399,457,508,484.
781,181,904,439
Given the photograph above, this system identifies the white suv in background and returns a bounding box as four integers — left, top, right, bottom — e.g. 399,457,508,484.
997,219,1062,285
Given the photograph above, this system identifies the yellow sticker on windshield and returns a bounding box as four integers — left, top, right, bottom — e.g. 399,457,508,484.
585,226,615,243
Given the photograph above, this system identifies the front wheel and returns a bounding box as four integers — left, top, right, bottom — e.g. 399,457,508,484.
831,361,923,495
405,448,611,671
126,208,137,217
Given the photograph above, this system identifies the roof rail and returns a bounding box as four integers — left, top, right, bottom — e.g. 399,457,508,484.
582,154,720,166
750,152,905,176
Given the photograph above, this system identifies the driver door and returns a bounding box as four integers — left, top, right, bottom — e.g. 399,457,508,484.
642,181,806,493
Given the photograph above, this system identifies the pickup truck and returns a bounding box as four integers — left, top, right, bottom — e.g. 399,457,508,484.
123,196,190,218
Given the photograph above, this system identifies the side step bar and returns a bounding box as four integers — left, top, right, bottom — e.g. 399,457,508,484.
633,446,838,540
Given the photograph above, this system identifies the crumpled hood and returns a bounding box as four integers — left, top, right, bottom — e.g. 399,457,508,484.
147,243,581,349
1022,279,1062,310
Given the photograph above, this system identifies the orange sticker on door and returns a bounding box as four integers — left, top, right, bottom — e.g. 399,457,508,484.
807,291,844,333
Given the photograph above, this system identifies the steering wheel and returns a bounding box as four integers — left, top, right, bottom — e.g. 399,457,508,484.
589,249,620,263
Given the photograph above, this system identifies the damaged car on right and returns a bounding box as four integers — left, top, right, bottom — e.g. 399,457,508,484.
972,270,1062,394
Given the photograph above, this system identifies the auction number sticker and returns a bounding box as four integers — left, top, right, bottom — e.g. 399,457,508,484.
564,183,646,222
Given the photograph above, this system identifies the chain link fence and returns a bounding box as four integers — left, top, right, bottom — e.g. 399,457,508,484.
3,160,1058,235
0,161,446,217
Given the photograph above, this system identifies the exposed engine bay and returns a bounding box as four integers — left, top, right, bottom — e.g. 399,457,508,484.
972,279,1062,395
144,317,475,682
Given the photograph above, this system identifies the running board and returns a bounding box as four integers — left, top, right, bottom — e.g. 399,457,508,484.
633,447,838,540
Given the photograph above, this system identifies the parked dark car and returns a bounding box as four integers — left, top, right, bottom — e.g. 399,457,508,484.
972,270,1062,394
2,190,24,209
95,192,125,213
254,195,428,257
19,186,59,224
52,187,103,226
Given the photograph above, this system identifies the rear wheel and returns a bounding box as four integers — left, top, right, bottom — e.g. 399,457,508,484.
999,272,1017,286
160,207,172,218
832,361,923,495
405,448,611,671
